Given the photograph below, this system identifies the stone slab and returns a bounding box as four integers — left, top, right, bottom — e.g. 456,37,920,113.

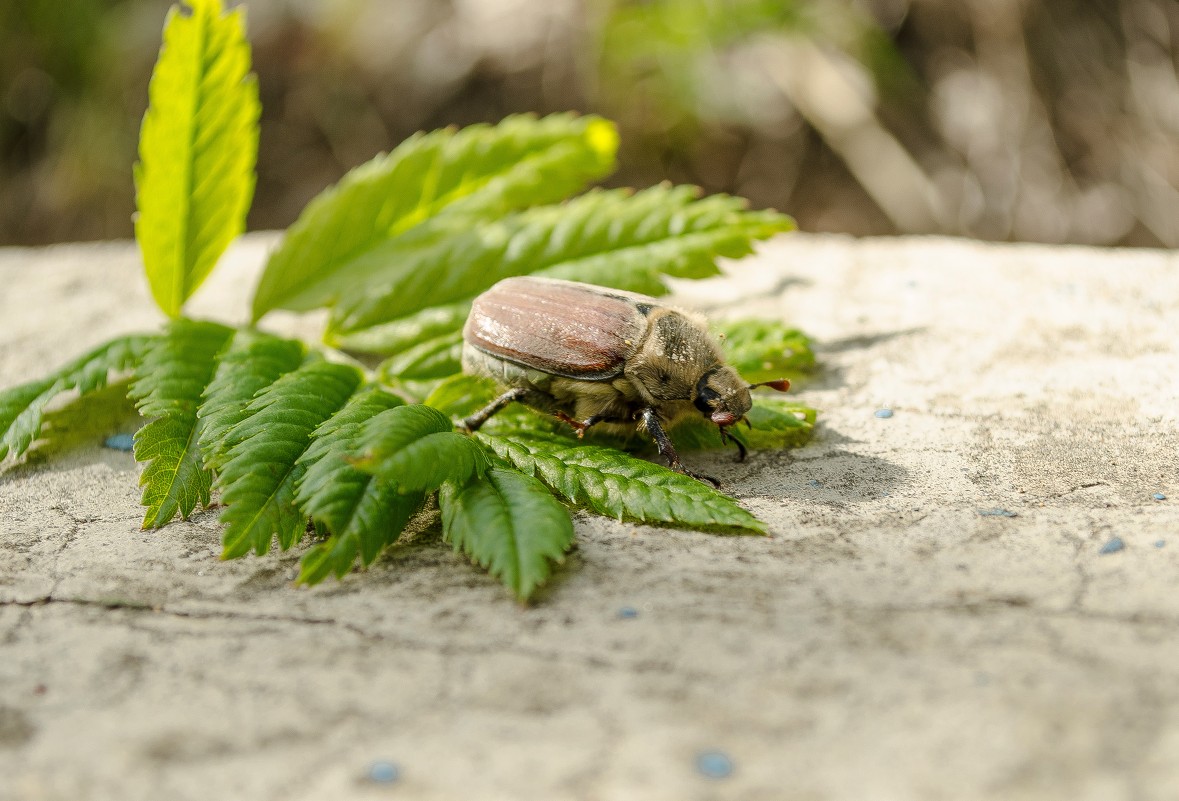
1,233,1177,801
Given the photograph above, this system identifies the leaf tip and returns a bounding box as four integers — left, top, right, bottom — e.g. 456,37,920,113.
585,117,620,161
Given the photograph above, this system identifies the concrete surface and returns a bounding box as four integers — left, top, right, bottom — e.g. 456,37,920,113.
1,233,1177,801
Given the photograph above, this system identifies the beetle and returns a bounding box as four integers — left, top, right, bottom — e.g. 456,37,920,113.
459,276,790,483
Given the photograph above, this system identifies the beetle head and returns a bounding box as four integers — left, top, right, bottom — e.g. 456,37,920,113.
695,370,793,429
694,366,752,428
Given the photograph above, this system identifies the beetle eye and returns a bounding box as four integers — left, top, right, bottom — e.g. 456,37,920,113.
694,371,721,415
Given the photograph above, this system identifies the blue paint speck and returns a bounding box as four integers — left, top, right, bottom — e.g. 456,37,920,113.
1099,537,1125,555
978,508,1017,518
695,750,733,779
807,479,823,489
1155,540,1166,549
618,606,639,619
874,408,894,419
1153,493,1167,501
103,433,134,452
368,761,400,784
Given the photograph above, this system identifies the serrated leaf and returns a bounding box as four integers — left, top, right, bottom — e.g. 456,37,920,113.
218,361,363,558
130,320,234,528
477,433,766,534
352,405,488,493
328,184,795,339
135,0,260,318
330,302,470,357
197,329,306,470
0,334,154,461
440,467,574,601
377,330,464,382
293,388,424,584
715,318,815,383
251,113,619,320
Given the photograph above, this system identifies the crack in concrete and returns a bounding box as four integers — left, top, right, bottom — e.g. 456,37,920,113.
0,595,718,680
45,504,81,601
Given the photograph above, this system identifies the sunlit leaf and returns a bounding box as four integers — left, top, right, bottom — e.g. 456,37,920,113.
134,0,259,317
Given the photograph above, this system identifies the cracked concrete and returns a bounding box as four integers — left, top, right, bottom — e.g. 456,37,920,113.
1,233,1177,801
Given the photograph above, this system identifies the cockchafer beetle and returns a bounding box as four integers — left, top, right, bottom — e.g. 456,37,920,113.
459,276,790,484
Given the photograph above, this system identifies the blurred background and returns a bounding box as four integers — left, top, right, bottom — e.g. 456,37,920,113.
1,0,1177,248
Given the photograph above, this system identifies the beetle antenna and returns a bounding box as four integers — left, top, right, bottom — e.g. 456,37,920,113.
749,378,790,393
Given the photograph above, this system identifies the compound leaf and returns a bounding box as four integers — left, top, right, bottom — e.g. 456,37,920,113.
135,0,259,318
477,433,766,534
131,320,234,528
439,466,574,601
294,387,423,584
198,329,306,470
218,360,362,558
251,113,618,320
329,184,794,342
351,405,488,493
0,334,154,462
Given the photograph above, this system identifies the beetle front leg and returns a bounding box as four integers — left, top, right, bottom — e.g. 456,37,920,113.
718,426,748,462
638,408,720,487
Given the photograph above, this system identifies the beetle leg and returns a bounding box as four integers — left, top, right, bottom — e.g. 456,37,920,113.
460,387,528,432
719,426,748,462
555,412,606,439
639,408,720,487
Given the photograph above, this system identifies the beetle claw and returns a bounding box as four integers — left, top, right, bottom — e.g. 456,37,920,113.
669,460,721,488
555,411,589,438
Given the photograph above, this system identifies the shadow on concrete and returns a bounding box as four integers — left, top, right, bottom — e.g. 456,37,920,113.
1,381,140,481
819,327,926,354
739,440,910,506
796,327,927,393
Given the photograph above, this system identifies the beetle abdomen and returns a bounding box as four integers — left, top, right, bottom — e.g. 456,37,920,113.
463,277,648,380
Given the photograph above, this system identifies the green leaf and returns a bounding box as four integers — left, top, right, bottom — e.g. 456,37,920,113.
715,318,815,383
0,334,154,461
197,329,306,470
439,467,575,601
134,0,260,318
422,374,500,418
376,330,464,383
218,361,362,558
351,405,488,493
294,388,424,585
131,320,234,528
741,400,817,450
329,302,470,357
251,113,619,320
328,184,795,339
671,398,817,452
477,433,766,534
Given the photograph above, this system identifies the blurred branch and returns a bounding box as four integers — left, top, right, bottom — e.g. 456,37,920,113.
763,35,943,233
